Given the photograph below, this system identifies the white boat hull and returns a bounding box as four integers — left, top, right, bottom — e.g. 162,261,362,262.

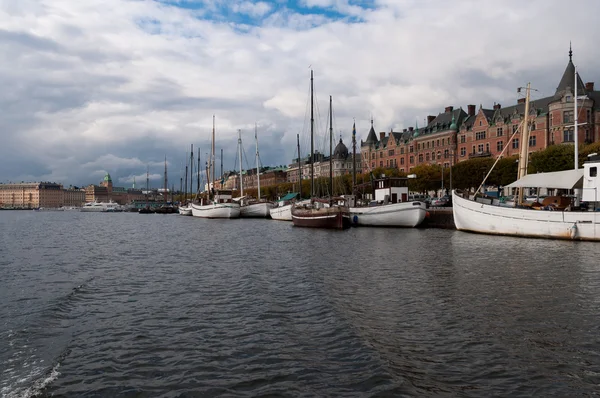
349,201,427,227
178,205,192,216
452,190,600,241
191,202,240,219
270,203,292,221
240,202,274,218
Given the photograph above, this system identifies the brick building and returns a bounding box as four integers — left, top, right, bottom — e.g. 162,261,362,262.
361,49,600,172
0,182,64,209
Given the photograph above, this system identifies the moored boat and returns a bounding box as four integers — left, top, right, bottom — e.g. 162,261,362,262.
191,190,240,219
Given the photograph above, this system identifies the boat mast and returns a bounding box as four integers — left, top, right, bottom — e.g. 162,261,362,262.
164,155,168,204
255,124,261,199
310,69,314,198
212,115,216,196
329,95,333,197
190,144,194,201
197,148,200,197
297,133,302,198
574,62,579,170
516,82,531,206
145,165,149,207
220,148,223,189
238,130,244,196
352,120,356,191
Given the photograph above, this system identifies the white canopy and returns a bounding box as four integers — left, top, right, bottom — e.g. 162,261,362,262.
505,169,584,189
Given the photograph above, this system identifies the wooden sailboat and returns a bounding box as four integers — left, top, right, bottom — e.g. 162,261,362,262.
452,62,600,241
191,116,241,218
291,70,351,229
239,125,275,218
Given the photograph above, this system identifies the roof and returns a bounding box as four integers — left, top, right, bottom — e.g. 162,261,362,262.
555,60,586,98
278,192,298,201
505,169,584,190
364,123,378,144
333,138,349,159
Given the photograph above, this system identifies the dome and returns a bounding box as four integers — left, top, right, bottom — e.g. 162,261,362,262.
104,173,112,182
333,138,349,160
449,114,457,130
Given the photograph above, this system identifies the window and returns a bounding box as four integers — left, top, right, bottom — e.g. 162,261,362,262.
386,160,389,167
437,139,440,147
460,135,466,143
379,161,383,167
472,145,476,154
409,146,414,153
400,147,404,155
485,143,490,153
441,138,445,146
512,138,519,149
591,167,598,177
410,156,414,164
444,149,449,158
479,120,482,126
460,147,466,157
426,142,430,149
426,153,430,161
478,144,484,153
371,153,375,159
531,122,536,131
400,158,405,165
418,154,423,162
497,141,503,152
564,110,574,124
497,127,503,137
476,131,486,140
380,151,383,158
585,130,592,142
529,136,536,147
563,129,574,142
371,162,375,168
388,149,394,156
444,162,449,168
587,109,592,122
512,125,519,134
418,143,421,150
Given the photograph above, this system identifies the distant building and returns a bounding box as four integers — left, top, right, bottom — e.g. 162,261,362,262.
85,173,145,204
0,182,63,209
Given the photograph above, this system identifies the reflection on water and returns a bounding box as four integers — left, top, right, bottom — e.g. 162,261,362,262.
1,212,599,397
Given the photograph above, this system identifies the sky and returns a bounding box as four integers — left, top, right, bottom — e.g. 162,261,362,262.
1,0,600,188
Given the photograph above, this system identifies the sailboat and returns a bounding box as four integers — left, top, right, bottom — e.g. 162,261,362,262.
291,71,351,229
139,165,154,214
270,134,302,221
191,116,241,219
179,144,193,216
452,62,600,241
238,125,275,218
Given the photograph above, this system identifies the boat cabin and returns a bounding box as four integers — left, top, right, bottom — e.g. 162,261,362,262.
582,154,600,203
374,177,409,204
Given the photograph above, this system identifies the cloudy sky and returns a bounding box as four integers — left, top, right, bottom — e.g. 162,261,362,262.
2,0,600,188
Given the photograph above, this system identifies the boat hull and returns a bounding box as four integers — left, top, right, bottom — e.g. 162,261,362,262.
291,205,351,229
240,202,274,218
452,190,600,241
270,203,293,221
191,202,240,219
349,201,427,227
178,205,192,216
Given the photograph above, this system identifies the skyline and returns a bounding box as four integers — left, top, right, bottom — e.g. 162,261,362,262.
2,0,600,187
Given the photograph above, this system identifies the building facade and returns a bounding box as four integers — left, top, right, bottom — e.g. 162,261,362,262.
85,173,145,204
361,50,600,172
0,182,64,209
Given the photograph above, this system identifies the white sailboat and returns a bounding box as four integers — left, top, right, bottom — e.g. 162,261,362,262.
237,126,274,218
349,176,427,227
191,116,241,219
270,133,303,221
179,144,193,216
452,64,600,241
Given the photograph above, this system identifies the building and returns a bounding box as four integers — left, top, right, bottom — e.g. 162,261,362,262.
287,140,363,183
63,187,86,207
85,173,145,204
0,182,63,209
361,48,600,172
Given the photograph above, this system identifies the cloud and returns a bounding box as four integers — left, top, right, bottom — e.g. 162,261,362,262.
1,0,599,187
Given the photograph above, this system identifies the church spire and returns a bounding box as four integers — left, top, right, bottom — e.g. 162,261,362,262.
569,41,572,62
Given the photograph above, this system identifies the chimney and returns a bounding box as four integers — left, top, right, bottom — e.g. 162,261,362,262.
586,82,594,91
379,132,385,140
427,115,436,124
517,98,525,104
403,128,407,133
494,103,502,110
467,104,476,116
445,106,454,113
409,127,414,132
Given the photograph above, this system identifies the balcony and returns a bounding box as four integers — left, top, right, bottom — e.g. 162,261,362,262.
468,151,492,159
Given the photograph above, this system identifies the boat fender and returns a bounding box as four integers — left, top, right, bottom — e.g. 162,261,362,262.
570,223,578,239
425,211,430,218
353,215,358,224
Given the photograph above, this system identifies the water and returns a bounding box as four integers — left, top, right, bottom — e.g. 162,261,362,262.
1,211,600,397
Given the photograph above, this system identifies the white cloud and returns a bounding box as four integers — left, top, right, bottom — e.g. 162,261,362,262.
1,0,599,186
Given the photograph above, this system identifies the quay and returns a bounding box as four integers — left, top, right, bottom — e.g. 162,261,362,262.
421,207,455,229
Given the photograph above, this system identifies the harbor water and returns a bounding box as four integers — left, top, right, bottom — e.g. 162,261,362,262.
1,211,599,397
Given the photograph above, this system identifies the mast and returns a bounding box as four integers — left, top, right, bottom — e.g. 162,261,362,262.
197,148,200,196
517,82,531,206
352,121,356,190
190,144,194,200
145,165,149,207
255,123,260,199
329,95,333,197
297,133,302,198
163,155,168,204
220,148,223,189
211,115,215,196
574,64,579,170
310,69,314,197
238,130,244,196
184,156,188,203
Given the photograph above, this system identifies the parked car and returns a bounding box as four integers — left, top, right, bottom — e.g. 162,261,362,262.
431,196,450,207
